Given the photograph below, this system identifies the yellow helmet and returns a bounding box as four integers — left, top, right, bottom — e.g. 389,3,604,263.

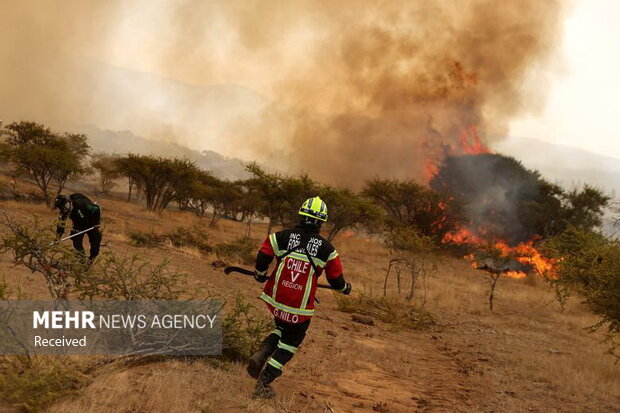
299,197,328,222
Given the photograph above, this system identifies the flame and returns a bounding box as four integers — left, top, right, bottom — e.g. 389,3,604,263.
443,227,556,279
422,125,554,279
504,271,527,279
422,125,490,182
458,125,489,155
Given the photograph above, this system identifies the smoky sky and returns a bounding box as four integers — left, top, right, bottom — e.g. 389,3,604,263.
0,1,566,185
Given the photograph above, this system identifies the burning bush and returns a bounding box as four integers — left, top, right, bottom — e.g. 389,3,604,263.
431,154,609,245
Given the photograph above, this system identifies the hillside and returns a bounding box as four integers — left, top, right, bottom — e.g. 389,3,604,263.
492,136,620,196
0,180,618,412
79,125,249,180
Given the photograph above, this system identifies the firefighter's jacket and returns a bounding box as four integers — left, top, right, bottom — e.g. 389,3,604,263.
257,226,344,324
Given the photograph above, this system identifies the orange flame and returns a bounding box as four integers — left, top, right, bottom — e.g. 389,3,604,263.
422,124,554,279
458,125,489,155
422,125,490,182
443,227,556,279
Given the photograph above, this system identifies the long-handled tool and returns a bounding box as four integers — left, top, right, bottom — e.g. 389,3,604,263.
224,266,334,289
50,225,99,246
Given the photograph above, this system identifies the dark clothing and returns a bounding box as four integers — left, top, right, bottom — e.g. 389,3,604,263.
259,319,311,384
56,193,102,260
56,193,101,234
70,227,102,261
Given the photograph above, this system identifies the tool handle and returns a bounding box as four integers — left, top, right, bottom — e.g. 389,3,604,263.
223,266,334,289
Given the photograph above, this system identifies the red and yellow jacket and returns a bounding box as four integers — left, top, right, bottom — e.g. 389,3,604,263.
255,226,345,324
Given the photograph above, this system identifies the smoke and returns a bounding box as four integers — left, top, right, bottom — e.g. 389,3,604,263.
431,154,545,245
264,1,566,185
0,1,566,185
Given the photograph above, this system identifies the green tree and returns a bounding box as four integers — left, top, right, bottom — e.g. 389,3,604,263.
276,174,319,228
204,180,243,226
4,122,90,206
116,154,200,211
543,227,620,359
176,170,243,226
244,162,285,234
91,153,121,194
321,186,384,241
363,178,457,241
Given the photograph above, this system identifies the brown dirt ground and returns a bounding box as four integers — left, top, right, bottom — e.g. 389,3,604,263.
0,184,618,413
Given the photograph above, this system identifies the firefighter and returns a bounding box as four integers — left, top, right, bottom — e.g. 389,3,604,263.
54,193,102,262
248,196,352,399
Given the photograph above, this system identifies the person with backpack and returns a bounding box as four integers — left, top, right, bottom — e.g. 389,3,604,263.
54,193,102,262
248,196,352,398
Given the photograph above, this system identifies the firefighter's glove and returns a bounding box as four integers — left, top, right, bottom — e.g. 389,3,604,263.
340,282,352,295
254,269,268,283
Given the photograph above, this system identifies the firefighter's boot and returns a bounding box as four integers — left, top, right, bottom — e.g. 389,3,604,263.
247,333,279,378
252,365,281,399
252,380,276,399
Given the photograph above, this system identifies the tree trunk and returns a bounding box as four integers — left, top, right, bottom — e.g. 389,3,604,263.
488,274,500,311
127,179,133,201
327,226,340,242
246,214,252,239
407,267,418,302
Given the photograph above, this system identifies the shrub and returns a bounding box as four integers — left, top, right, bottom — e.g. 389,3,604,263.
0,356,89,412
76,251,193,300
0,212,87,299
116,154,201,211
127,224,212,253
543,227,620,360
0,212,192,300
431,154,609,244
127,229,166,248
167,223,211,253
221,296,272,361
214,237,257,265
384,227,439,302
335,293,433,330
363,178,458,241
91,153,121,194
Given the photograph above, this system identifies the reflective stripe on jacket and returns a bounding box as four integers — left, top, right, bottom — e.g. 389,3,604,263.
259,227,343,323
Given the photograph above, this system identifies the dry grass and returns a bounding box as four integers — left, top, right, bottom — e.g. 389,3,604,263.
0,179,618,412
335,292,433,330
0,356,91,412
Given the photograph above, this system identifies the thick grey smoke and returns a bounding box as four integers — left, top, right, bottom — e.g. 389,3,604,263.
0,1,566,185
